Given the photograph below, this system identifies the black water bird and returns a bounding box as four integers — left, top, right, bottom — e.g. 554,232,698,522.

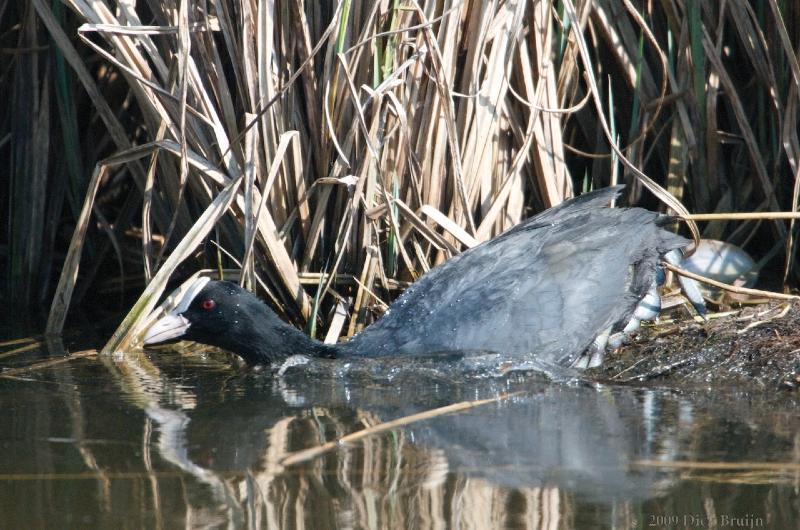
143,186,702,369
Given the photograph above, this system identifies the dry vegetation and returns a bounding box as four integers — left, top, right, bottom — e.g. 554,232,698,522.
1,1,799,347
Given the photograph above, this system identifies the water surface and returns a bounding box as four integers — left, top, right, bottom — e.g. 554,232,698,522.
0,340,797,529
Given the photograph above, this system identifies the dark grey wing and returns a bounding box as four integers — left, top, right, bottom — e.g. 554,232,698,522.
344,207,687,365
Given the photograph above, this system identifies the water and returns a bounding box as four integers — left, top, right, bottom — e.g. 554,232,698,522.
1,339,798,529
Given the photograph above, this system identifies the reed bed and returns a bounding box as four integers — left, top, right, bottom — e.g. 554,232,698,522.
2,1,799,345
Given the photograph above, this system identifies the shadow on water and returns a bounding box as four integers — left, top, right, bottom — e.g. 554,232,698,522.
0,339,798,529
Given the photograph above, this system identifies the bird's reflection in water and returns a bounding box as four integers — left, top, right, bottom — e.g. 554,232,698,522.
136,352,679,529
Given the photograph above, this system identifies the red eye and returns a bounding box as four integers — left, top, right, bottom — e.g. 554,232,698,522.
201,299,216,310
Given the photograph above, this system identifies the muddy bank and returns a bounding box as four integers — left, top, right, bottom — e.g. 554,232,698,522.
595,301,800,389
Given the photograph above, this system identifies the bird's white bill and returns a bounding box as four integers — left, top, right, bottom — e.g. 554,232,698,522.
174,276,210,314
143,313,190,345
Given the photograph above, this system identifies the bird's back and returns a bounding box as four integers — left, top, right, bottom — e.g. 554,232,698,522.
342,190,687,365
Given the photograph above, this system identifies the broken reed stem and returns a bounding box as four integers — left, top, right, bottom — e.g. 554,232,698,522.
665,263,800,301
634,460,800,471
279,391,524,466
0,350,98,378
681,212,800,221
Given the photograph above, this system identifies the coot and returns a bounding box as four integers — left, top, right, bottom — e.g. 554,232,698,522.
143,186,702,368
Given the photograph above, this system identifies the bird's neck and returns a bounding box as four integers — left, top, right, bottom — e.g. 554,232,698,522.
233,306,338,365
